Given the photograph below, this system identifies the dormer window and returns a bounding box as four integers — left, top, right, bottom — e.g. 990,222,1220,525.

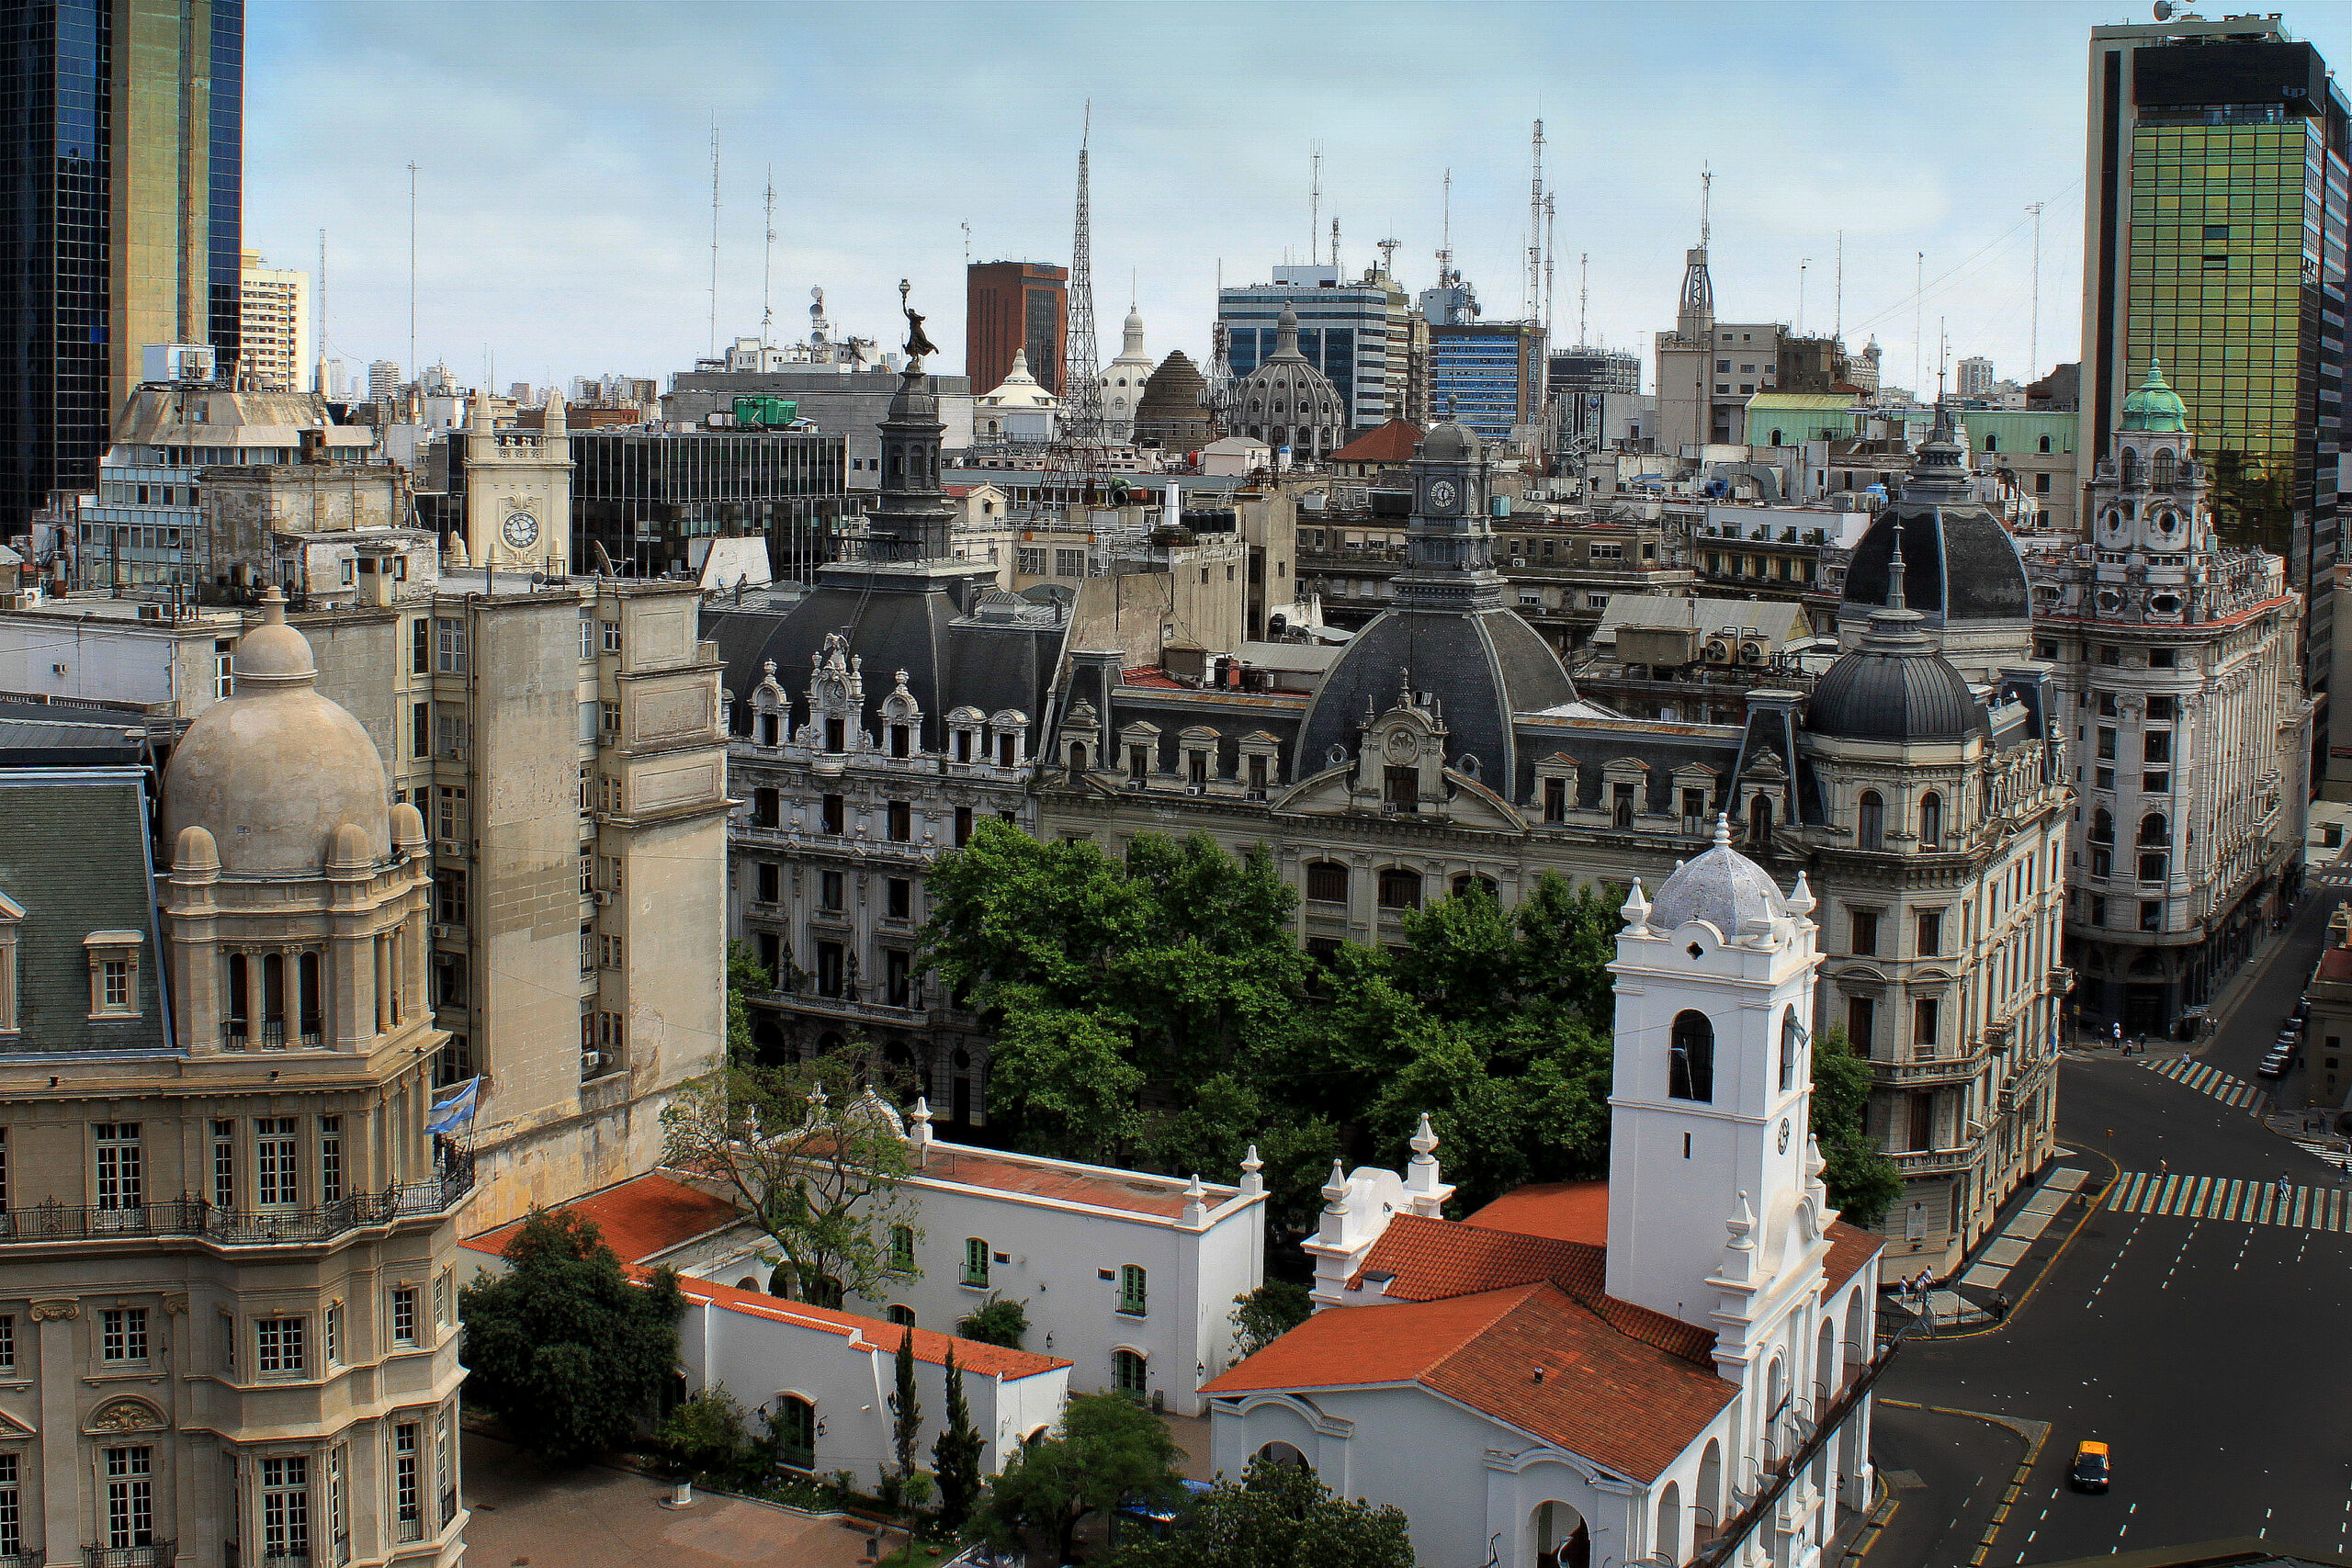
85,931,142,1020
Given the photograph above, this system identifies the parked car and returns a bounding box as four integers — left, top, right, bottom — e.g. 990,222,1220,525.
2259,1052,2293,1078
2071,1439,2111,1494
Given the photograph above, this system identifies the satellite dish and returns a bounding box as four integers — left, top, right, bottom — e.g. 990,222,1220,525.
2153,0,2173,17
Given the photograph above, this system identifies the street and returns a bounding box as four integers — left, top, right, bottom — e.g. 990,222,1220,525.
1870,884,2352,1565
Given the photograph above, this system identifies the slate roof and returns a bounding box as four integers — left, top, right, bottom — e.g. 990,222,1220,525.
0,769,167,1054
1840,500,2030,627
1296,605,1575,788
462,1171,746,1265
1645,825,1792,937
1805,622,1982,743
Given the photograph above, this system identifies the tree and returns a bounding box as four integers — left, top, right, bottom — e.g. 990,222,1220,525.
660,1056,919,1307
969,1392,1184,1563
458,1209,683,1461
655,1385,750,1481
1229,1281,1313,1359
1811,1023,1903,1226
1102,1456,1413,1568
932,1342,985,1532
725,939,773,1065
956,1297,1029,1348
884,1325,922,1513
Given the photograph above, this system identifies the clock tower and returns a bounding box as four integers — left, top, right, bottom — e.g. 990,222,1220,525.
1396,418,1504,611
459,388,573,572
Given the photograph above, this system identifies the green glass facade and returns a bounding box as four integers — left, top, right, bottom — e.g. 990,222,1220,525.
2125,113,2334,561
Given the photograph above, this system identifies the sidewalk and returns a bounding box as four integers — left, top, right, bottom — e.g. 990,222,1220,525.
1902,1158,2104,1339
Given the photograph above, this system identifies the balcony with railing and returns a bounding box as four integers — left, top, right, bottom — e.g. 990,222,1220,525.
85,1544,175,1568
1,1155,472,1247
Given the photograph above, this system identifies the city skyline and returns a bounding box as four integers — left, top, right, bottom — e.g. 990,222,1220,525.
243,0,2352,397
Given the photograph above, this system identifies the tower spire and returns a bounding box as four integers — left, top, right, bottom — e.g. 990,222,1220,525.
1057,102,1107,489
1886,520,1907,612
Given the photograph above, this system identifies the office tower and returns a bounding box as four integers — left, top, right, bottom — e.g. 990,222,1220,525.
368,360,401,404
2081,15,2348,782
1427,319,1547,446
967,261,1069,397
0,0,244,530
1219,265,1402,431
1956,355,1995,398
237,250,311,392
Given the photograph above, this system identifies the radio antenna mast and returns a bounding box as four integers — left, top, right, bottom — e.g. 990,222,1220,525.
760,169,776,343
1543,193,1556,334
1309,142,1323,265
1526,118,1545,321
707,119,722,358
1435,168,1453,283
1578,252,1589,346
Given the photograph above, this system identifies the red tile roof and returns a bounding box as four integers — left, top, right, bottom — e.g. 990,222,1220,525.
914,1145,1203,1219
462,1172,745,1265
1353,1213,1714,1364
657,1270,1070,1382
1465,1180,1609,1245
2319,946,2352,983
1822,1219,1882,1292
1203,1282,1735,1483
1329,418,1426,465
1119,667,1188,691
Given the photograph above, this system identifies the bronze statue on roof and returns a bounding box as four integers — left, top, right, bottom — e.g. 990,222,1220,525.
899,279,938,367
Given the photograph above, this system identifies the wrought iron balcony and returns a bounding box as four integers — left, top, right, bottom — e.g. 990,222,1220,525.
85,1543,175,1568
2,1156,471,1248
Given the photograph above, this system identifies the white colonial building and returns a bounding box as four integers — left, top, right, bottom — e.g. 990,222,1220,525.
1204,823,1883,1568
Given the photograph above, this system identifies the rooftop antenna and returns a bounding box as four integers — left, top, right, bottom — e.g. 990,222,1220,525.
406,162,418,378
1436,168,1453,284
1057,101,1106,474
1330,216,1341,276
761,168,776,343
1578,252,1589,346
1798,257,1809,336
1699,164,1712,249
1913,250,1924,397
1309,141,1323,265
1376,236,1400,280
2022,200,2041,378
707,120,723,358
961,220,972,267
314,226,327,394
1543,193,1556,334
1834,231,1844,338
1526,118,1546,321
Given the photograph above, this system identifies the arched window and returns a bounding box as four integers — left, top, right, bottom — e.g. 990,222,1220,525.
1113,1348,1149,1396
1255,1441,1308,1471
1780,1008,1805,1093
1450,872,1498,900
1919,792,1943,851
2153,447,2177,486
262,952,286,1046
1657,1482,1684,1565
1376,867,1422,911
1747,793,1773,846
2092,808,2114,843
1769,428,1784,446
1857,791,1884,851
1668,1010,1715,1102
776,1396,817,1470
1305,861,1349,904
2121,447,2141,487
1067,741,1087,779
226,953,251,1046
2039,434,2052,454
2139,812,2168,846
1983,434,1997,453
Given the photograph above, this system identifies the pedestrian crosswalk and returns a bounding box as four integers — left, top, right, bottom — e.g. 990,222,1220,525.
2290,1137,2352,1173
2141,1055,2268,1113
2107,1170,2352,1230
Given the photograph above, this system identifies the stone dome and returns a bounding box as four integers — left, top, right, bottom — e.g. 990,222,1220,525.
1134,351,1213,449
162,588,392,876
2120,358,2188,434
1645,817,1791,937
1232,306,1346,456
1419,420,1481,463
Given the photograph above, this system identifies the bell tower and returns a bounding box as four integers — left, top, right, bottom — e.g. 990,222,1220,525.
1395,420,1503,612
460,388,573,573
1604,818,1831,1325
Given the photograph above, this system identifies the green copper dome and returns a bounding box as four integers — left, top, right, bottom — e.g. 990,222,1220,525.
2120,358,2188,434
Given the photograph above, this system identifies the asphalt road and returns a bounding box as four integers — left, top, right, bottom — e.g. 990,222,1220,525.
1871,886,2352,1566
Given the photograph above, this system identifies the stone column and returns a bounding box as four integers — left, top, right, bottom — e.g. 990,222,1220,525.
32,1300,79,1568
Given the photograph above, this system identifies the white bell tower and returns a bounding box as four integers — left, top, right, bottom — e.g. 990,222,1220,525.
1604,818,1830,1326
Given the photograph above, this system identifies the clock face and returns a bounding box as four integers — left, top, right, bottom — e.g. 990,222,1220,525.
502,511,540,550
1777,1118,1792,1156
1428,479,1458,513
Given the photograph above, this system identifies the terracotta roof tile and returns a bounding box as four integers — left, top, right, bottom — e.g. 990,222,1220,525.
462,1172,744,1265
1204,1283,1736,1483
655,1270,1070,1382
1822,1219,1883,1292
914,1145,1227,1220
1329,419,1426,465
1119,667,1187,691
2319,947,2352,982
1464,1180,1610,1245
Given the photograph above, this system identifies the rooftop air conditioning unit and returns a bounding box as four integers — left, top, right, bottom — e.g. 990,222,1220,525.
593,889,614,907
428,923,454,941
582,1051,605,1076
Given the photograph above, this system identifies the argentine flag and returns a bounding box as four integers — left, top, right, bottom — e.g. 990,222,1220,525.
424,1077,481,1134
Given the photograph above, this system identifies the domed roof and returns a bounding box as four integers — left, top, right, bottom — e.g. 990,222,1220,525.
1805,634,1980,742
1233,306,1344,433
162,589,392,876
1838,410,2029,629
2120,357,2188,434
1645,817,1791,936
978,349,1057,410
1420,420,1480,463
1134,352,1214,448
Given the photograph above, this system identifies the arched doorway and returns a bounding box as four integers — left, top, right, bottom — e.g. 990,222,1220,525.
1531,1501,1589,1568
1657,1480,1683,1565
1254,1441,1307,1472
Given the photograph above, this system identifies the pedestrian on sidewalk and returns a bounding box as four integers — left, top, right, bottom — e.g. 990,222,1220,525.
1993,1292,2010,1321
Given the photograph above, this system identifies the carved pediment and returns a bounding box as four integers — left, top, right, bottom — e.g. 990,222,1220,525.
86,1397,166,1436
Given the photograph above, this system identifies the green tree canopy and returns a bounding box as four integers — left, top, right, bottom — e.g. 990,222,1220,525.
458,1209,683,1461
968,1391,1185,1562
1102,1457,1413,1568
1812,1023,1902,1226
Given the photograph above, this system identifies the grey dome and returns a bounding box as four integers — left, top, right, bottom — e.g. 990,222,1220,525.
1647,820,1791,936
1419,421,1480,462
1840,412,2028,628
1805,639,1980,742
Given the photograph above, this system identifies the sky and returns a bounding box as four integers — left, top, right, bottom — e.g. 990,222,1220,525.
245,0,2352,400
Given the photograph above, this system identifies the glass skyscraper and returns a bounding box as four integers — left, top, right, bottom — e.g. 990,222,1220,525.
2084,18,2348,776
0,0,243,533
